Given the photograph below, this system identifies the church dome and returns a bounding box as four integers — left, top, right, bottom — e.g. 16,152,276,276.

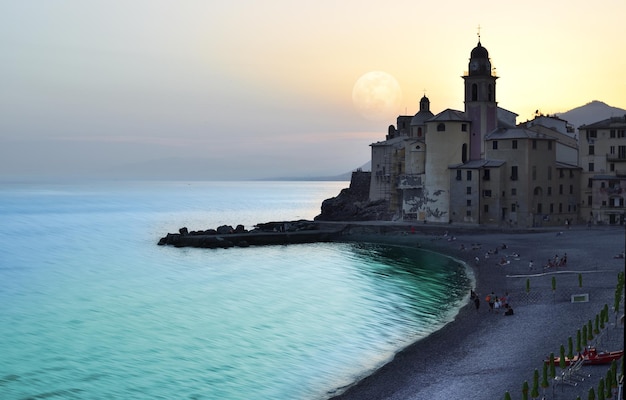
471,41,489,59
410,95,434,126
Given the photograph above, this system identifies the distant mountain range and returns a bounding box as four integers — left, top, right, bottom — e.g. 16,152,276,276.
556,100,626,130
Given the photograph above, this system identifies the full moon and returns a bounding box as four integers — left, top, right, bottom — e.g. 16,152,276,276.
352,71,403,121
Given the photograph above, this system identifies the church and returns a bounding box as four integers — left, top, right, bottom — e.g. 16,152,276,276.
368,39,581,227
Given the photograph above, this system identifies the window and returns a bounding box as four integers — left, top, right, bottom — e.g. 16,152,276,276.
588,178,592,188
511,203,517,212
548,141,552,150
547,187,552,196
589,163,594,172
559,203,563,213
548,166,552,180
492,141,498,150
483,190,492,197
511,166,518,181
532,139,537,149
619,146,626,159
471,84,478,101
456,170,462,180
589,145,595,155
569,185,573,194
437,123,445,132
611,129,616,138
484,204,489,213
532,166,537,180
537,203,543,214
466,186,472,195
512,140,518,149
466,199,472,206
588,130,597,138
461,124,467,132
466,210,472,217
559,184,563,195
559,170,565,178
467,170,472,181
588,195,592,206
483,169,490,181
611,163,615,172
569,170,574,178
550,204,554,213
511,188,517,196
610,146,615,155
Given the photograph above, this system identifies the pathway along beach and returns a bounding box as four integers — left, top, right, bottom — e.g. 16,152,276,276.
329,224,625,400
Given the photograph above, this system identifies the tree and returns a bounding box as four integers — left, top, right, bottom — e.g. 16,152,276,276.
582,324,589,347
559,344,567,370
504,391,512,400
576,329,582,353
598,377,605,400
541,363,549,391
588,387,596,400
595,314,600,334
588,320,594,341
549,353,556,379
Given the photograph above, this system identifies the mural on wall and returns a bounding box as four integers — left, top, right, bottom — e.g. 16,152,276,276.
404,188,448,219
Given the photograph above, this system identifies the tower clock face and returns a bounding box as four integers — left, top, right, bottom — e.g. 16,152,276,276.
470,61,479,71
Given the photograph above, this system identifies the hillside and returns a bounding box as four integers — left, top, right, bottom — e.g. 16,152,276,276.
556,100,626,129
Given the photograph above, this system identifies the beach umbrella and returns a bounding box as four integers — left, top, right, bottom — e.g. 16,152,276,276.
611,359,618,389
522,380,529,400
568,336,574,359
579,273,583,288
504,391,512,400
541,363,549,393
559,345,567,370
531,369,539,399
598,378,605,400
605,368,613,398
588,387,596,400
576,329,582,353
549,353,556,379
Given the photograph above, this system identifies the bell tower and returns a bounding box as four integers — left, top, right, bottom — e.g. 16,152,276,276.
463,35,498,161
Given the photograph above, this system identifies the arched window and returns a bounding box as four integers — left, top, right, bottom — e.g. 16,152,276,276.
488,84,493,101
417,127,422,137
437,123,445,132
462,143,467,163
471,84,478,101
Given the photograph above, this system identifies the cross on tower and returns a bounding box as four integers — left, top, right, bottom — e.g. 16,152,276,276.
477,24,481,41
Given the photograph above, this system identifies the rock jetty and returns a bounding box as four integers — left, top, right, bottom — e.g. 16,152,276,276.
157,220,343,249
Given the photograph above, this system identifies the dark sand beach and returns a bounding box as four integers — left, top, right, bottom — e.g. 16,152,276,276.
330,224,625,400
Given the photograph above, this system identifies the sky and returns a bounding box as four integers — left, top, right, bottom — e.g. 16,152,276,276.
1,0,625,181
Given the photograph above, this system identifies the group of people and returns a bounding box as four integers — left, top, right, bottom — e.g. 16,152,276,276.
545,253,567,269
470,290,514,316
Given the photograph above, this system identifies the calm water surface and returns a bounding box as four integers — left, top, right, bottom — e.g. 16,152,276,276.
0,181,473,399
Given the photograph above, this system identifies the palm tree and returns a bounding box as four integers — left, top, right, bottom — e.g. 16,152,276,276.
568,336,574,359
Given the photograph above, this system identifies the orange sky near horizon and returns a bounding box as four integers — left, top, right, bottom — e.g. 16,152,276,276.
1,0,625,179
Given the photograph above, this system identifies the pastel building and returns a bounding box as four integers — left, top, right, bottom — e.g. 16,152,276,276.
369,40,582,227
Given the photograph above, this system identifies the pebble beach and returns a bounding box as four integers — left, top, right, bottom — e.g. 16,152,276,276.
330,224,625,400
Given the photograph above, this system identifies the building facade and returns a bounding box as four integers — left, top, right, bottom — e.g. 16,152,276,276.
369,40,584,227
578,117,626,225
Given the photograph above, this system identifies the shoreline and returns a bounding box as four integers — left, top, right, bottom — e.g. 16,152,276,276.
328,224,625,400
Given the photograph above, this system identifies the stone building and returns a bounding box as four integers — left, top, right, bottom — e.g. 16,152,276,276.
369,39,582,227
578,116,626,225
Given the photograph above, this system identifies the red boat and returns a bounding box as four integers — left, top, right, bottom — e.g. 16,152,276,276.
545,347,624,366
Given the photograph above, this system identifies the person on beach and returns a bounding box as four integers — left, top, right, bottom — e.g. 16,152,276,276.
487,292,495,312
503,304,514,316
529,260,534,271
474,296,480,311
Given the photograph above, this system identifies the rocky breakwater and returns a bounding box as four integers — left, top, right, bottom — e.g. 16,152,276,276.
157,220,343,249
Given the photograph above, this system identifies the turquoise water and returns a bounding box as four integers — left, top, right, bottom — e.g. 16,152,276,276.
0,181,473,399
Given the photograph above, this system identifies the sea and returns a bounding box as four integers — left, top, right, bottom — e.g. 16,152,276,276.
0,180,474,400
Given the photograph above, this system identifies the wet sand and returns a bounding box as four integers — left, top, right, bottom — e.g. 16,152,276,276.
329,224,625,400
